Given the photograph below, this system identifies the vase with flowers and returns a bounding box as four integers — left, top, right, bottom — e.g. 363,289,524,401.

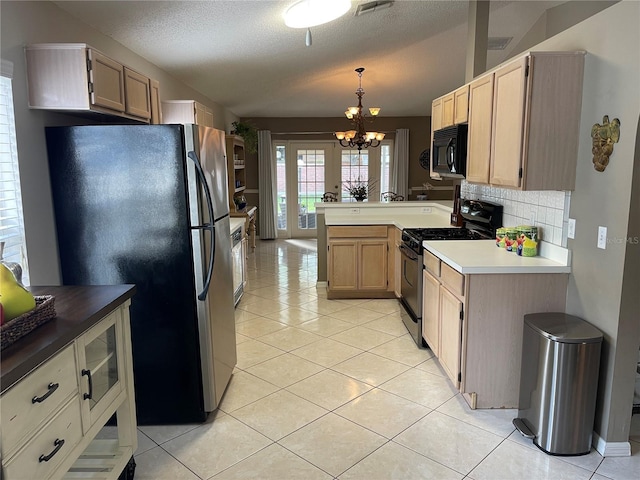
343,177,375,202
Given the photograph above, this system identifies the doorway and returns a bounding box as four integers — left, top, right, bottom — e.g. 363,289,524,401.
274,140,393,238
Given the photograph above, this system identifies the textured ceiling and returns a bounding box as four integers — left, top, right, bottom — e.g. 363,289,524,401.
53,0,566,118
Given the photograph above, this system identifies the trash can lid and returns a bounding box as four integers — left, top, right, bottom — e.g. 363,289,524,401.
524,312,603,343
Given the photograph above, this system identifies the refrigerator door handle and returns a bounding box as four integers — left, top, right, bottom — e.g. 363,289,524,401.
188,151,216,301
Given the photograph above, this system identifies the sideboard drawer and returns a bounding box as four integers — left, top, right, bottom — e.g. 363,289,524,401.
1,344,78,456
3,396,83,480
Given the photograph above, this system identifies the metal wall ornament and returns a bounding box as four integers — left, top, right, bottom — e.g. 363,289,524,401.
591,115,620,172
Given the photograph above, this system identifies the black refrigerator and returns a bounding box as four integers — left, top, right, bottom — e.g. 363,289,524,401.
45,124,237,424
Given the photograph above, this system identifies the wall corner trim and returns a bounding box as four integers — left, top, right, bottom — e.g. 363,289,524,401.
593,431,632,457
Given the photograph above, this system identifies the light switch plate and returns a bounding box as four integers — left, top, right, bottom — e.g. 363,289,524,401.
568,218,576,239
597,226,607,249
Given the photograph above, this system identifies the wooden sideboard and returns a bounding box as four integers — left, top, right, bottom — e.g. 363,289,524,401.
1,285,137,480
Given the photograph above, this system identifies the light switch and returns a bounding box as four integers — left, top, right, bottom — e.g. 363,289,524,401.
568,218,576,239
597,226,607,249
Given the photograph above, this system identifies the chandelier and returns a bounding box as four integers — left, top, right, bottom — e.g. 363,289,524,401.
335,67,385,150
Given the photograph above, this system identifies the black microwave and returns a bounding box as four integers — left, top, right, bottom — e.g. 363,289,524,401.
431,124,468,178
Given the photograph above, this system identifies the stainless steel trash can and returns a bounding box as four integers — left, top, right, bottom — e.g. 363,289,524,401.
513,312,603,456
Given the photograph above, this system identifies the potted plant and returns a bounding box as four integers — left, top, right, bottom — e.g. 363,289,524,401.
343,177,376,202
231,121,258,154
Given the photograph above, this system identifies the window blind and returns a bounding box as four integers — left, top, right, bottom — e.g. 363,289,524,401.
1,63,30,284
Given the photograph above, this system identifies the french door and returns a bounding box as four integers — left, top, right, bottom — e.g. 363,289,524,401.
274,140,392,238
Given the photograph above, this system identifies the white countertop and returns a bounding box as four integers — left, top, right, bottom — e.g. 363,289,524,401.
321,201,454,229
423,240,571,274
229,218,245,235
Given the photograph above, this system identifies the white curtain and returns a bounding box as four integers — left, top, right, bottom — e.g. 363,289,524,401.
391,128,409,198
257,130,277,239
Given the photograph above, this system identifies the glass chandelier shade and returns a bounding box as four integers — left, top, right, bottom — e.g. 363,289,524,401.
334,68,384,150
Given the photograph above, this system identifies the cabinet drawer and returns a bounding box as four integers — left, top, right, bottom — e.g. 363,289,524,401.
1,344,78,456
440,262,465,298
423,251,441,277
328,225,388,238
3,397,83,479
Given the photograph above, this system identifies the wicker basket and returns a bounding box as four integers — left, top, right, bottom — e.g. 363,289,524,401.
1,295,56,350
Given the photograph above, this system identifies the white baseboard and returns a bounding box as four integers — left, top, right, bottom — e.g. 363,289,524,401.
593,431,632,456
316,281,327,289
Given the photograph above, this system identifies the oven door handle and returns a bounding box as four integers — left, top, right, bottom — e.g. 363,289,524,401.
399,243,420,261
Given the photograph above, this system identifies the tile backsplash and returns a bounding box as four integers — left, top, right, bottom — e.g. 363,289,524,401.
461,181,570,247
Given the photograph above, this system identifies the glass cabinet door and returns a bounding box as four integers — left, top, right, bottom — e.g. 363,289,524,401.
79,311,124,430
83,324,118,409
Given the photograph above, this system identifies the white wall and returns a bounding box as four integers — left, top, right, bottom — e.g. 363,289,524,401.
0,1,238,284
531,0,639,448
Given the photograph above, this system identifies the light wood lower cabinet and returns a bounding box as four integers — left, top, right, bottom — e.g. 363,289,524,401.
421,270,440,357
394,227,402,298
327,226,394,299
1,298,137,479
422,251,568,408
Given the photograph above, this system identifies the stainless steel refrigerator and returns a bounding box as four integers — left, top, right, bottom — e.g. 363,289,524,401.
45,124,237,424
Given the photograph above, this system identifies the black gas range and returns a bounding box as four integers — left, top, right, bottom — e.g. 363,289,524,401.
399,199,503,347
401,199,503,254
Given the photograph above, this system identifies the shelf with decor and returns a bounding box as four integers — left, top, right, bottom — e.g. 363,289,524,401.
226,135,247,211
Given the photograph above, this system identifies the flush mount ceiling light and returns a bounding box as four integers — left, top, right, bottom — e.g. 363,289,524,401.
334,67,384,151
284,0,351,46
284,0,351,28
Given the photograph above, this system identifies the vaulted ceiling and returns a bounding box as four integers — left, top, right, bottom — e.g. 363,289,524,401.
53,1,568,118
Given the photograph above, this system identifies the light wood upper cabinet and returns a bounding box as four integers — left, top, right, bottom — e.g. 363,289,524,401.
466,73,494,184
488,52,584,190
441,93,455,128
490,56,528,187
453,85,469,125
149,79,162,124
431,97,443,133
88,49,125,112
162,100,214,127
123,67,151,119
25,44,157,123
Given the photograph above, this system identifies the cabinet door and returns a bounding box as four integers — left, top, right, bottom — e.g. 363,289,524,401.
466,74,494,184
439,286,463,388
422,270,440,355
124,67,151,119
490,56,528,188
394,228,402,297
77,310,125,431
149,79,162,124
195,102,207,126
88,49,125,112
328,240,358,291
453,85,469,124
358,240,388,290
442,93,455,128
431,97,443,133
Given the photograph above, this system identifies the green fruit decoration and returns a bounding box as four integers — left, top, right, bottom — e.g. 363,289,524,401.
0,263,36,322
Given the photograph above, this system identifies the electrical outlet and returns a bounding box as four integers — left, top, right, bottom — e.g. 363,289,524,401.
350,208,360,214
597,226,607,249
568,218,576,239
421,207,432,214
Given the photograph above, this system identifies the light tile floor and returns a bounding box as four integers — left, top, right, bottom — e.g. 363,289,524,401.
131,238,640,479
